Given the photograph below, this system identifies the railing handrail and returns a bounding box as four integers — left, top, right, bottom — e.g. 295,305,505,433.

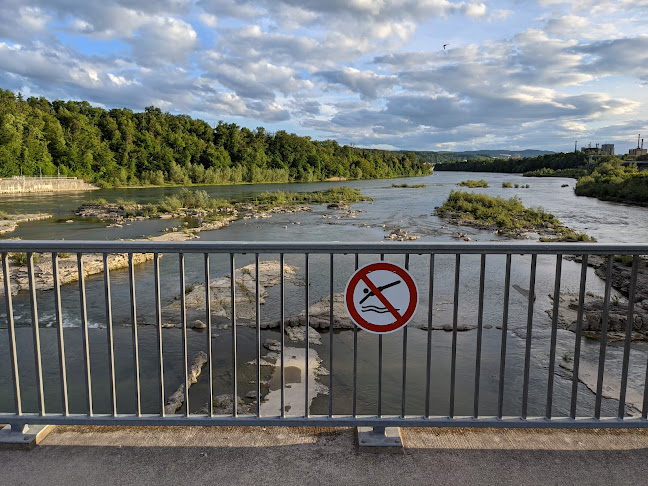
0,240,646,254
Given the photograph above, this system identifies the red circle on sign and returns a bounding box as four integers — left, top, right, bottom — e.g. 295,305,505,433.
345,262,418,334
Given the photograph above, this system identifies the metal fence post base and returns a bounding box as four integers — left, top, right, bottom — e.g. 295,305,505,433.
356,426,404,453
0,424,56,450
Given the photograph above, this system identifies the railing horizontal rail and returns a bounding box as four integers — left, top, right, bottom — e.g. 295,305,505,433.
0,240,647,254
1,413,647,429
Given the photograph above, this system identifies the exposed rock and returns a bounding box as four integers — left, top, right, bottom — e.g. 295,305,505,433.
192,320,207,329
165,351,208,414
385,228,421,241
276,292,355,330
0,251,154,295
0,213,52,234
513,284,536,301
548,292,648,340
286,326,322,345
169,260,303,320
260,346,328,416
263,339,281,351
197,394,252,415
76,203,127,220
420,324,478,332
327,202,350,210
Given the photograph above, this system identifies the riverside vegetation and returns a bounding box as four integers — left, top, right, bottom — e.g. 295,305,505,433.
0,89,429,187
436,190,593,241
575,159,648,205
437,152,648,206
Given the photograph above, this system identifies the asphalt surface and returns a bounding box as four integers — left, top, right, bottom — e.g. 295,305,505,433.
3,426,648,485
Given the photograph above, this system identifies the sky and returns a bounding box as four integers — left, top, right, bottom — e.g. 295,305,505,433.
0,0,647,153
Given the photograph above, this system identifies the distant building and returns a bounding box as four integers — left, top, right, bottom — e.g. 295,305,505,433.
580,143,613,155
628,134,647,157
513,153,521,159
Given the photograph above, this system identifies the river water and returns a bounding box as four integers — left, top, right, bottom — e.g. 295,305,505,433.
1,172,646,418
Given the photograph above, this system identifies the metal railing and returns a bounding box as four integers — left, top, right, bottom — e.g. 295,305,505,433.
1,241,647,429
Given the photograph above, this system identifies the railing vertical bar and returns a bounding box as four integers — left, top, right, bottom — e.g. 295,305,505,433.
304,253,310,418
280,253,285,418
27,253,45,415
546,254,562,419
179,253,189,417
352,253,359,417
618,255,639,419
256,253,261,418
52,252,69,416
128,254,141,417
205,253,213,417
2,253,21,415
473,254,486,419
521,254,537,419
230,253,237,418
378,253,384,418
449,254,460,418
425,253,435,418
153,253,165,418
570,255,588,419
77,253,93,416
595,255,613,419
401,254,410,418
497,254,512,419
103,254,117,417
329,253,334,418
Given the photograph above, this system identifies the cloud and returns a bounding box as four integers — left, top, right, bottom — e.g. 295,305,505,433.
127,16,198,67
316,68,396,99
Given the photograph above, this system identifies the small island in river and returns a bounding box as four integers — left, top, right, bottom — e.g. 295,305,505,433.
436,190,593,241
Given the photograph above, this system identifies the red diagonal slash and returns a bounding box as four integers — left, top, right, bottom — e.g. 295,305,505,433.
360,274,402,321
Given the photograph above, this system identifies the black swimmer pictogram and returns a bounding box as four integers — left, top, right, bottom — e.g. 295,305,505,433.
359,279,402,313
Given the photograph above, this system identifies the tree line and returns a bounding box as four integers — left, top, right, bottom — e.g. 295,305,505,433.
434,152,588,173
0,90,430,187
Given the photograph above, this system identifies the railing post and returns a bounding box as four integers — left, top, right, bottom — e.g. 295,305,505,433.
356,426,404,452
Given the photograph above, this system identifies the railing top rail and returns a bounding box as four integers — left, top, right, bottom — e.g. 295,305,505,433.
0,240,646,254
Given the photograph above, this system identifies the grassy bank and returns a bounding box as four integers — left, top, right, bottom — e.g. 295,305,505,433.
437,191,592,241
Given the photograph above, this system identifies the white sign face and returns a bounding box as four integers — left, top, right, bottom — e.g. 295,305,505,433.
344,262,419,334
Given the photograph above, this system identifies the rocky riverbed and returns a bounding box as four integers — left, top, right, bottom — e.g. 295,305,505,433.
0,213,52,234
167,260,304,321
0,230,201,295
549,255,648,341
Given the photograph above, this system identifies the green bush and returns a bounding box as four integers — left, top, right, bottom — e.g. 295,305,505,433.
458,179,489,188
575,159,648,205
502,182,512,188
9,252,40,266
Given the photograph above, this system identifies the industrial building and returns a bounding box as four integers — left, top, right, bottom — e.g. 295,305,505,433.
629,134,647,157
578,142,614,155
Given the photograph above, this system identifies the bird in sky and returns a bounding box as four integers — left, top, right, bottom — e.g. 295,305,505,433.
443,43,449,49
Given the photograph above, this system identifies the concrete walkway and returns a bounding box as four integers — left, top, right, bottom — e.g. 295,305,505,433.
3,426,648,485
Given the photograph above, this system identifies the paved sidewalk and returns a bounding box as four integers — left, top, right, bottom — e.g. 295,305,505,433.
3,426,648,485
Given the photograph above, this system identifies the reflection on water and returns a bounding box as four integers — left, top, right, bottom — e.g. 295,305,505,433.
1,172,647,418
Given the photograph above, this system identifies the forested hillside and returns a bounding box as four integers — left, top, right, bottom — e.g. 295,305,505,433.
435,152,588,173
0,90,429,187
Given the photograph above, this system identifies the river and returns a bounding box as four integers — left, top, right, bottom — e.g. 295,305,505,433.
1,172,646,418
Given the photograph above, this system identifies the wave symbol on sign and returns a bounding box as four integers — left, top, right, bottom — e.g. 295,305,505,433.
361,305,400,314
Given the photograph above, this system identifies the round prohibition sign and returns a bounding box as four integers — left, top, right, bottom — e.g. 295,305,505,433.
345,262,418,334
